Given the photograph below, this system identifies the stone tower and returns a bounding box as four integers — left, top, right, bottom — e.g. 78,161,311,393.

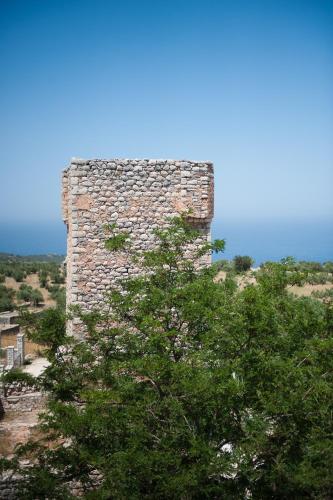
62,158,214,337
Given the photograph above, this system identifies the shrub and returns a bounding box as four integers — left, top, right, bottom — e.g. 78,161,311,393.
312,288,333,301
323,261,333,273
307,272,331,285
298,261,323,272
213,259,233,272
50,271,65,284
1,368,36,386
233,255,253,273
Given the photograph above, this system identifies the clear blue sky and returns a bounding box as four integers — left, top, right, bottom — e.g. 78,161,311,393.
0,0,332,260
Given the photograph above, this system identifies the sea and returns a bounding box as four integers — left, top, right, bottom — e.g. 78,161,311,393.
0,217,332,265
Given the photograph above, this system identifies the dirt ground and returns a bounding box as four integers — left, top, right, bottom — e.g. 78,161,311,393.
23,357,50,377
0,409,42,458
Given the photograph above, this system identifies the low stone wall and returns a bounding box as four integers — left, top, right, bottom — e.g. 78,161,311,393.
2,392,45,413
0,469,103,499
1,382,45,413
0,473,22,500
0,383,46,499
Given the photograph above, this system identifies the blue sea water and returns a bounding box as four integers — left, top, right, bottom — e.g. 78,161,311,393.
0,221,67,256
0,217,332,265
212,217,333,265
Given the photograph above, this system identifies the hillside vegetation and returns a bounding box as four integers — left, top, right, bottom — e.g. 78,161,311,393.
0,256,65,312
0,252,65,263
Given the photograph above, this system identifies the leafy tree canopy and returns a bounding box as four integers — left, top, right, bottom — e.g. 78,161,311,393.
2,216,333,499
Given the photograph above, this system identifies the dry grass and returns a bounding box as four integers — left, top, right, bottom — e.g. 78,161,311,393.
4,277,21,292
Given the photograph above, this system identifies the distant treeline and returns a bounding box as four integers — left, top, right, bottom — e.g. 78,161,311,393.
214,256,333,275
0,252,65,263
0,260,65,284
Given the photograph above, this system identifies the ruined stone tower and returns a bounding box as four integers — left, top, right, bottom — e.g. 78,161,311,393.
62,158,214,336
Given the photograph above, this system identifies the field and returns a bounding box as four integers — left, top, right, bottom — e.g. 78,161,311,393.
4,274,57,308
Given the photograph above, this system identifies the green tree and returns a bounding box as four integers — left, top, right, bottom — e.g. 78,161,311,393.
19,306,66,362
50,270,65,284
233,255,253,273
17,284,33,302
39,269,48,288
2,217,332,499
48,285,66,309
17,284,43,306
0,284,15,312
30,288,43,307
12,268,26,282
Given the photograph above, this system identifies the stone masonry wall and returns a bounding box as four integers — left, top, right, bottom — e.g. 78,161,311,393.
2,382,45,413
63,158,214,337
0,473,22,500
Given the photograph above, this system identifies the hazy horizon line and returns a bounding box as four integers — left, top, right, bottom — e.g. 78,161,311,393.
0,217,332,265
